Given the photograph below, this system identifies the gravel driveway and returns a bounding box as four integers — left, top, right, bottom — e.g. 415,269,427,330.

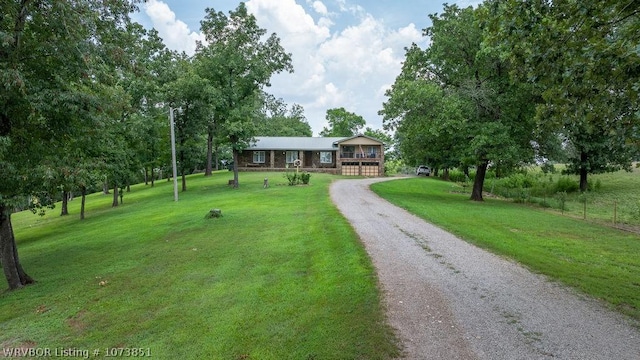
330,178,640,360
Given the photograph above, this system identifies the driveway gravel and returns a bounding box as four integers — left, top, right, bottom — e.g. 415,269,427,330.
330,178,640,360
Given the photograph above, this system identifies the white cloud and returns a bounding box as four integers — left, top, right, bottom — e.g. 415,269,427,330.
144,0,206,55
312,1,328,15
141,0,426,134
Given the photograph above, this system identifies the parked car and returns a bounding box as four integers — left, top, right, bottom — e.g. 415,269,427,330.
416,165,431,176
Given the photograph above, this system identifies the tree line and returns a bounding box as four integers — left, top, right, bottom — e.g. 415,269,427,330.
380,0,639,201
0,1,312,290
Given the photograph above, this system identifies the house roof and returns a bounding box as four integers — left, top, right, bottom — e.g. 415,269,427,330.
332,134,385,146
251,137,344,151
250,135,384,151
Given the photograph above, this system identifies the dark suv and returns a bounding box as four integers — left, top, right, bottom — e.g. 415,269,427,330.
416,165,431,176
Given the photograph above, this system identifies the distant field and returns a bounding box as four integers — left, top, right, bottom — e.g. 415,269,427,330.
486,166,640,229
371,176,640,322
1,172,399,359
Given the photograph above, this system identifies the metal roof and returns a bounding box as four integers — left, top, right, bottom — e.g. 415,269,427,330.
250,137,345,151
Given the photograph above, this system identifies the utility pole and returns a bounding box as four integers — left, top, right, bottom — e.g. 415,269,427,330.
169,107,179,202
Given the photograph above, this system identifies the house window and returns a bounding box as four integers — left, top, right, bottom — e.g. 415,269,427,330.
253,151,265,163
286,151,298,163
320,152,332,164
342,146,355,158
367,146,378,158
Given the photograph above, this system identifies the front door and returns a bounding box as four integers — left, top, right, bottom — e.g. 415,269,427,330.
304,151,313,167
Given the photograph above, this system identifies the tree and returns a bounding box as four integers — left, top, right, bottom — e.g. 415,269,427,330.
380,44,470,173
486,0,640,191
319,108,366,137
382,5,537,201
164,55,213,191
0,0,137,289
198,3,293,188
254,93,312,136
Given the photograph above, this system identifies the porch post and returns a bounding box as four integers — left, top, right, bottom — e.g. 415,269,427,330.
336,146,342,175
379,145,384,176
270,150,275,169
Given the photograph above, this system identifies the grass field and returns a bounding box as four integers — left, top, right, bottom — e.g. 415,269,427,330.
483,166,640,228
371,176,640,323
1,172,399,359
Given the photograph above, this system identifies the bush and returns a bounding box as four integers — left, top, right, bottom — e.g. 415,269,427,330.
284,171,299,186
555,177,580,193
540,162,556,174
284,171,311,185
301,172,311,185
448,169,473,183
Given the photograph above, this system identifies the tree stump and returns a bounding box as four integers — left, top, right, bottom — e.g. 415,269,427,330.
205,209,222,219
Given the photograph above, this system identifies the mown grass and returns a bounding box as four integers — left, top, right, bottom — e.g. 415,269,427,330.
1,172,399,359
371,177,640,323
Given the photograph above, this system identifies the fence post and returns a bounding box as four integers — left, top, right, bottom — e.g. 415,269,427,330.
613,201,617,225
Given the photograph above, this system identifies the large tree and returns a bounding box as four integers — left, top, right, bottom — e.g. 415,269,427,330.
486,0,640,191
165,55,213,191
0,0,137,289
319,107,366,137
382,5,537,201
254,93,312,136
197,3,293,188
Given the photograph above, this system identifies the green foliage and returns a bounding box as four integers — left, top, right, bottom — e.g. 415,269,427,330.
197,3,293,187
555,177,580,194
540,162,556,174
381,4,537,201
254,93,312,136
4,172,399,358
319,108,366,137
284,171,311,185
300,172,311,185
555,191,569,213
487,0,640,191
447,169,474,183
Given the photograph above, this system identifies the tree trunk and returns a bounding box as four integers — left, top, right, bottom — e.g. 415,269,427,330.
103,177,110,194
144,167,149,185
579,151,588,192
205,130,213,176
61,191,69,216
112,185,119,207
233,149,239,188
80,186,86,220
471,161,488,201
215,144,220,171
443,168,450,181
0,205,35,290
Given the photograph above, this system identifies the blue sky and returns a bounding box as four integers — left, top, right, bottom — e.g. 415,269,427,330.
132,0,481,135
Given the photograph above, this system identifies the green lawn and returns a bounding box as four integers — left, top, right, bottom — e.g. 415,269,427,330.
371,177,640,322
1,172,398,359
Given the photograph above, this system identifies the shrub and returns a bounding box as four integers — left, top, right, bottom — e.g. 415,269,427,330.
300,172,311,185
555,177,580,193
284,171,311,185
284,171,299,186
540,162,556,174
448,169,472,183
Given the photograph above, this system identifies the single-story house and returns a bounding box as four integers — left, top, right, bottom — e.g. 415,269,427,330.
237,135,385,176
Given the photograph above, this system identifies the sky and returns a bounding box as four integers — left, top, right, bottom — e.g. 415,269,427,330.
132,0,482,136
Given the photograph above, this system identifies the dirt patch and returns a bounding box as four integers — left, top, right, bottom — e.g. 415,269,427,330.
66,310,88,333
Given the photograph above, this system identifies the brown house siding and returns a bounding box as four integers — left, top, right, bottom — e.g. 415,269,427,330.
238,136,384,176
